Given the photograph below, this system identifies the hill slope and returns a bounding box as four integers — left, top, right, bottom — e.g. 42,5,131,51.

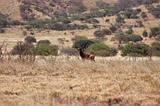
0,0,22,20
0,0,159,21
0,0,119,21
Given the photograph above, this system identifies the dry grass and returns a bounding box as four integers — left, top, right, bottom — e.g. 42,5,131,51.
0,57,160,106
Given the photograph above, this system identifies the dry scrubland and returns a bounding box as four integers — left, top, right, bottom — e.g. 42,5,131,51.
0,1,160,106
0,57,160,106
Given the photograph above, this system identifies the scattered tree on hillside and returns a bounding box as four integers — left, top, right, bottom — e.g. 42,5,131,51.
122,43,150,56
143,30,148,38
116,14,125,24
94,29,111,39
150,27,160,37
126,27,134,34
25,36,37,44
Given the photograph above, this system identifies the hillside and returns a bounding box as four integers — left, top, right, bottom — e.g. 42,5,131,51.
0,0,119,21
0,1,159,50
0,0,159,21
0,0,21,20
0,1,160,106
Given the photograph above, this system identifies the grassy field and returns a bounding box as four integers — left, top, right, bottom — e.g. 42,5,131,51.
0,58,160,106
0,2,160,106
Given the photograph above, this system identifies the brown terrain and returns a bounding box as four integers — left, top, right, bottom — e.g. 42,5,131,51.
0,59,160,106
0,0,160,106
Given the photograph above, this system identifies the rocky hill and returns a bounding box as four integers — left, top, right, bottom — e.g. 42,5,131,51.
0,0,118,21
1,0,159,21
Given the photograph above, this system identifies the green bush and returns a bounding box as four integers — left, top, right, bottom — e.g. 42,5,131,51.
0,18,8,28
0,13,10,28
150,27,160,37
73,39,95,50
109,24,117,33
27,18,89,30
115,32,129,44
84,18,99,24
86,43,117,57
147,5,160,18
127,34,143,42
142,30,148,37
116,32,143,43
126,27,134,34
25,36,37,44
94,29,111,39
151,42,160,56
122,43,150,56
116,14,125,24
36,44,58,56
124,8,139,19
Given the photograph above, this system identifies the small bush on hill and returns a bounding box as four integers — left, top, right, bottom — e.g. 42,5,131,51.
28,19,89,31
0,13,9,28
36,44,58,56
116,14,125,24
116,32,143,43
116,32,129,44
127,34,143,42
0,19,8,28
147,5,160,18
94,29,111,39
73,39,95,50
58,18,72,24
122,43,150,56
84,10,106,19
124,8,139,19
84,18,99,24
126,27,134,34
150,27,160,37
25,36,37,44
151,42,160,56
53,23,89,31
86,43,117,57
109,24,118,33
142,30,148,37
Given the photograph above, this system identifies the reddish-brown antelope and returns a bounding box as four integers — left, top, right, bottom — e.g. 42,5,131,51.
78,48,95,61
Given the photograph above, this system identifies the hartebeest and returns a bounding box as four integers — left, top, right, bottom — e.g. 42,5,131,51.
78,48,95,61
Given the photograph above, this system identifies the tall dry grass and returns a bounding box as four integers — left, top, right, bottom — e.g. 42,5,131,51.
0,57,160,106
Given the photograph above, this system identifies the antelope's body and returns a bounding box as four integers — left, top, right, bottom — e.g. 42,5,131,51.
78,48,95,61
